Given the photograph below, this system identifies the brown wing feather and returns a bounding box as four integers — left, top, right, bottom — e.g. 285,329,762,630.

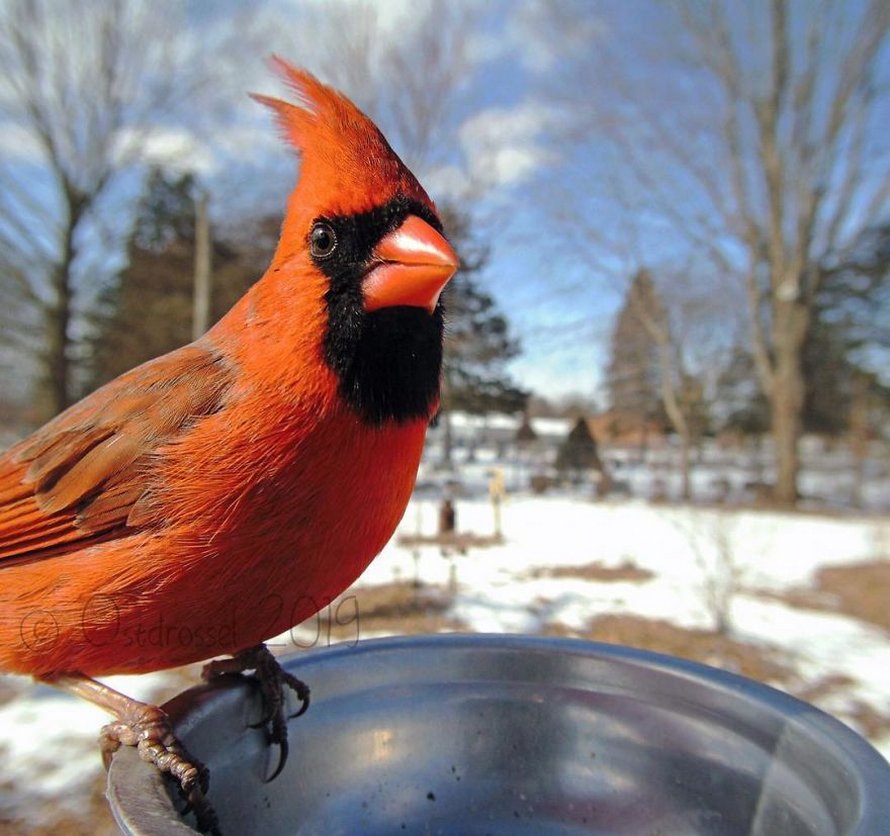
0,344,234,566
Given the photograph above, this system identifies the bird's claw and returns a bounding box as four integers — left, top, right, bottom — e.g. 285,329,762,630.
101,703,219,834
203,643,310,781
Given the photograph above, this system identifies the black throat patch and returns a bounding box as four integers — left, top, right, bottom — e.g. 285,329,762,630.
315,196,445,426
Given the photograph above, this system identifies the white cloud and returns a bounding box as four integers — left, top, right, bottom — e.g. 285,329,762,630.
0,118,274,178
423,164,471,202
457,102,558,193
0,123,45,163
472,3,609,75
143,130,210,170
274,0,423,41
214,118,284,159
506,6,561,73
420,102,558,202
110,126,214,174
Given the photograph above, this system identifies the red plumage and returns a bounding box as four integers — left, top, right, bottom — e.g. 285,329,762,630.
0,60,457,678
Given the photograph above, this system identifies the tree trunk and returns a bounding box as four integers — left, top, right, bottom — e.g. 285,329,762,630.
849,373,870,510
770,299,808,506
44,210,79,417
638,419,648,463
441,408,453,466
679,432,691,502
771,379,801,505
654,340,692,502
45,276,72,417
192,192,212,341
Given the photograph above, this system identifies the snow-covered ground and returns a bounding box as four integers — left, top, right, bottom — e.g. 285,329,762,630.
369,494,890,752
427,421,890,512
1,486,889,829
0,669,184,828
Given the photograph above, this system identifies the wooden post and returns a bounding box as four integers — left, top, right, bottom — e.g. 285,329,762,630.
850,373,870,510
489,467,504,540
192,191,212,341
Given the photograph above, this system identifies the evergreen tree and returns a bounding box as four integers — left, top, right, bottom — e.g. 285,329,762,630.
802,321,858,435
90,188,527,428
803,223,890,435
608,268,710,498
606,270,667,433
438,206,526,415
717,224,890,439
555,417,603,474
515,412,538,445
87,169,271,392
816,223,890,359
715,346,770,437
677,371,710,441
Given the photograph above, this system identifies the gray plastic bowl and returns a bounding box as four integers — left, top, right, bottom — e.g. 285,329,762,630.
107,634,890,835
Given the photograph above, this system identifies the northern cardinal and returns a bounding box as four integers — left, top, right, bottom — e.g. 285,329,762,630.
0,58,458,831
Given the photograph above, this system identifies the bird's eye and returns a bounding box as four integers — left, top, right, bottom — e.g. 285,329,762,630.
310,222,337,259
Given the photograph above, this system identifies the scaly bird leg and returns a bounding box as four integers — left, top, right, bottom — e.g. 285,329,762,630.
202,644,310,781
45,674,219,835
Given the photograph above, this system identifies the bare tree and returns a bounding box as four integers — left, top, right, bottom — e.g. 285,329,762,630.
283,0,527,466
286,0,475,178
540,0,889,505
607,271,664,455
0,0,257,418
610,267,717,501
631,270,693,501
679,511,743,636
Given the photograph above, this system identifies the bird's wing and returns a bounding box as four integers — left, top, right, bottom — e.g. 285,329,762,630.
0,344,234,566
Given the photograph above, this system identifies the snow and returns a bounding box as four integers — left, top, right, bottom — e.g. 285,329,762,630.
0,670,186,826
424,420,890,513
361,494,890,758
1,482,888,828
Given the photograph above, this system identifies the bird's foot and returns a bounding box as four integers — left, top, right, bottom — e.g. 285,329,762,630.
45,674,219,833
101,701,219,834
203,644,310,781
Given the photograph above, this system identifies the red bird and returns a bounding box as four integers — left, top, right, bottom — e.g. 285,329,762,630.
0,59,457,831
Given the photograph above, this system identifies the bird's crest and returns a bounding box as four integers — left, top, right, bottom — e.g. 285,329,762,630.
252,57,432,218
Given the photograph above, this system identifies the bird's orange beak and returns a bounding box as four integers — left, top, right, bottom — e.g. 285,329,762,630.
363,215,459,313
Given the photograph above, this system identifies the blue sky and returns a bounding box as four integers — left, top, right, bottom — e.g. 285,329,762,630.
1,0,887,403
211,0,888,399
148,0,629,400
